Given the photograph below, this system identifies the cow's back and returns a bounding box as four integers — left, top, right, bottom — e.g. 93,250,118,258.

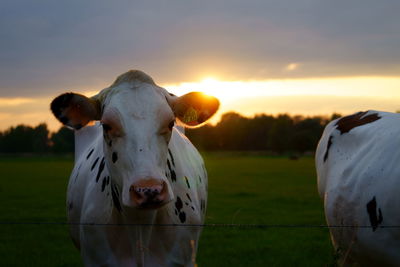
316,110,400,266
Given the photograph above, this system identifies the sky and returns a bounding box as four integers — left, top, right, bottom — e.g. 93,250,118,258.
1,0,400,131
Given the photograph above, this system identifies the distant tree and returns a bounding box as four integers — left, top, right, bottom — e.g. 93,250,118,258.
187,112,330,154
245,114,275,150
268,114,294,153
0,124,50,153
290,117,325,153
32,124,51,153
51,127,74,153
214,112,248,150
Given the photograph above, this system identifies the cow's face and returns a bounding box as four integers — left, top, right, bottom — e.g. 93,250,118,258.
50,70,219,209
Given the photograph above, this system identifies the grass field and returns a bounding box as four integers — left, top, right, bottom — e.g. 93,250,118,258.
0,153,335,266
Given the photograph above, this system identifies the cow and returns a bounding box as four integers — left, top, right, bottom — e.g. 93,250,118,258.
316,110,400,266
50,70,219,266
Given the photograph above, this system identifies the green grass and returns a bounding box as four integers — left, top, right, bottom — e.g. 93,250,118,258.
0,153,335,266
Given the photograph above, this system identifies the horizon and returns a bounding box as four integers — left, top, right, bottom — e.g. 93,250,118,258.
2,75,400,132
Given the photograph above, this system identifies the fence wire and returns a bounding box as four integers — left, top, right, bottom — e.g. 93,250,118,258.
0,221,399,229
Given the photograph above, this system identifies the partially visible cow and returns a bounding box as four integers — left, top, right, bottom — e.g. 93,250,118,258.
316,110,400,266
50,70,219,266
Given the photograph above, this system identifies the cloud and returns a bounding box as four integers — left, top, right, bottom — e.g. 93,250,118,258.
1,0,400,98
285,63,300,71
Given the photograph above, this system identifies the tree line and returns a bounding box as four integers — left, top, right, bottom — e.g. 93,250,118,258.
0,124,74,154
0,112,341,154
186,112,340,154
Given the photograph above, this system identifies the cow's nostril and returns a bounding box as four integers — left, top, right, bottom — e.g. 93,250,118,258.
130,180,168,208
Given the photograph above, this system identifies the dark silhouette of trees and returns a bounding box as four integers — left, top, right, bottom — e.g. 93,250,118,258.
50,127,74,153
186,112,333,154
0,124,51,153
0,112,336,154
0,124,74,154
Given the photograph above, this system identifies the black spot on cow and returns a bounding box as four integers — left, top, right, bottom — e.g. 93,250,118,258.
112,152,118,163
68,201,73,211
167,159,172,172
199,176,202,183
167,159,177,182
171,170,176,182
169,93,176,97
111,183,122,212
106,176,110,185
175,196,183,210
108,140,112,147
175,196,186,223
336,111,381,135
86,148,94,159
191,206,195,211
366,196,383,232
186,193,192,202
91,157,99,171
175,209,178,216
179,212,186,223
184,176,190,188
168,149,175,167
96,157,105,182
185,202,189,206
324,135,334,162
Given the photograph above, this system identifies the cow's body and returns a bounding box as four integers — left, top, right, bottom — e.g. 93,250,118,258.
51,70,219,266
316,110,400,266
68,124,207,266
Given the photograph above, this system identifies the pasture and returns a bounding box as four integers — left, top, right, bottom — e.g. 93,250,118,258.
0,153,335,266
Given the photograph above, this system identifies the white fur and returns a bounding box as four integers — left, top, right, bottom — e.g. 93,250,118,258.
67,78,208,266
316,110,400,266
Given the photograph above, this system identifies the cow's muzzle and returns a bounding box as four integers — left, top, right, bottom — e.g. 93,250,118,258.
129,179,169,209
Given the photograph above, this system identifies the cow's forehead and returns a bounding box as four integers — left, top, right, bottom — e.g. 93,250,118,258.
105,84,172,118
94,70,163,106
99,81,172,126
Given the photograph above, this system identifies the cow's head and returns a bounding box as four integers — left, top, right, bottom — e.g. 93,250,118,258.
51,70,219,209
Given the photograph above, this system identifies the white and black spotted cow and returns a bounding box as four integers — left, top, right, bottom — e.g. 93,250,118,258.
316,110,400,266
50,70,219,266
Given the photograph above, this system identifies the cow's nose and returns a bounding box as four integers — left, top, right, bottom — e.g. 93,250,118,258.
129,179,169,209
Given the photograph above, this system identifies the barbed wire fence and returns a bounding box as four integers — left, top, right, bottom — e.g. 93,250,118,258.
0,221,397,229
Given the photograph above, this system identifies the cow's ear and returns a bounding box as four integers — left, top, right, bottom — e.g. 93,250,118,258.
50,92,101,130
171,92,219,128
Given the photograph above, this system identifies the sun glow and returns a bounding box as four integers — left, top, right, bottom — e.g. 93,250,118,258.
163,76,400,125
164,77,263,103
165,76,400,102
2,76,400,131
